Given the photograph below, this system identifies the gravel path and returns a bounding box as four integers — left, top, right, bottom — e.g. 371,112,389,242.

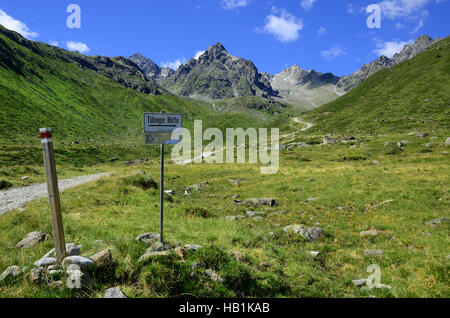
0,173,110,215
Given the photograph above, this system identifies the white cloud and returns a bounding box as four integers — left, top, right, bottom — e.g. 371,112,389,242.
195,50,205,60
67,41,90,54
317,26,327,36
49,41,59,47
0,10,38,39
161,58,187,70
301,0,317,11
321,45,346,60
373,39,413,58
347,3,356,14
221,0,250,10
261,9,303,43
378,0,431,20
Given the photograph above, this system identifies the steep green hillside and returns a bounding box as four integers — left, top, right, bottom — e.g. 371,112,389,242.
0,26,282,166
304,37,450,135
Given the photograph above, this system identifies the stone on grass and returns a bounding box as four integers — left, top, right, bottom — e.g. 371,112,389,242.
283,224,323,242
310,251,320,257
34,257,57,268
364,250,383,257
246,211,265,217
136,232,160,245
66,270,92,288
225,215,244,221
305,197,316,203
206,269,224,283
247,198,278,207
184,244,203,251
371,160,381,166
359,229,380,238
253,216,264,221
353,279,367,287
139,251,171,262
0,266,21,284
15,232,48,249
31,267,46,284
105,287,127,298
322,136,336,145
445,137,450,146
151,242,170,252
425,217,449,226
90,249,113,268
62,256,95,271
42,243,81,259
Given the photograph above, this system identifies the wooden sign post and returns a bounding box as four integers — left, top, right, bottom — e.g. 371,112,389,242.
40,128,66,263
143,112,183,243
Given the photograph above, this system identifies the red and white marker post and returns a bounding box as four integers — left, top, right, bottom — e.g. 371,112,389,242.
40,128,66,263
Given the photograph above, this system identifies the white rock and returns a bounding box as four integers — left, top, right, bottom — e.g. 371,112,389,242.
104,287,127,298
62,256,95,271
34,257,57,268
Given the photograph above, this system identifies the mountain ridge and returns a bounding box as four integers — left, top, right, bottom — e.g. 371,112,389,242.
160,42,278,100
335,35,443,94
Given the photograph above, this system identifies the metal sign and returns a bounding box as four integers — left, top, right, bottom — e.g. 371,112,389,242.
143,112,183,243
143,113,182,144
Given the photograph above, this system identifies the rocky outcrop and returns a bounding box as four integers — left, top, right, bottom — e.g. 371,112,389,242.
160,43,277,100
335,35,441,94
129,53,174,82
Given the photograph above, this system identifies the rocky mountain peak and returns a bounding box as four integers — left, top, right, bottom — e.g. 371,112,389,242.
160,42,277,100
201,42,228,60
129,53,174,82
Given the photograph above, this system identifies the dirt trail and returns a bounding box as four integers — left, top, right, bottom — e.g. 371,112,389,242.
293,117,314,132
0,173,110,215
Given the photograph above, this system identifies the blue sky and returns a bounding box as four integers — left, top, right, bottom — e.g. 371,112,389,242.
0,0,448,76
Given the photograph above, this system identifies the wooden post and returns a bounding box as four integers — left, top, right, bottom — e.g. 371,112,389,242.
40,128,66,263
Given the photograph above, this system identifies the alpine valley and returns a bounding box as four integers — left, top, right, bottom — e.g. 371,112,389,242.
0,21,449,299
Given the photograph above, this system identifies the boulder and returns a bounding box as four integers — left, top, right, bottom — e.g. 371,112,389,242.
42,243,81,259
104,287,127,298
34,257,57,268
15,232,48,249
352,279,367,287
425,217,449,226
90,249,113,268
31,267,46,284
139,251,171,262
445,137,450,146
62,256,95,271
225,215,244,221
364,250,383,257
247,198,278,207
184,244,203,251
359,229,380,238
0,266,21,284
124,158,148,166
322,136,337,145
67,269,92,288
136,232,160,245
283,224,323,242
149,242,170,252
246,211,265,217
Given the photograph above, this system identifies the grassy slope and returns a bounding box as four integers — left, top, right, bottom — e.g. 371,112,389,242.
304,37,450,135
0,27,282,175
0,131,448,298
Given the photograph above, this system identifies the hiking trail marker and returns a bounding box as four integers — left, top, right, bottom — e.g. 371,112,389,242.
40,128,67,263
143,112,182,243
